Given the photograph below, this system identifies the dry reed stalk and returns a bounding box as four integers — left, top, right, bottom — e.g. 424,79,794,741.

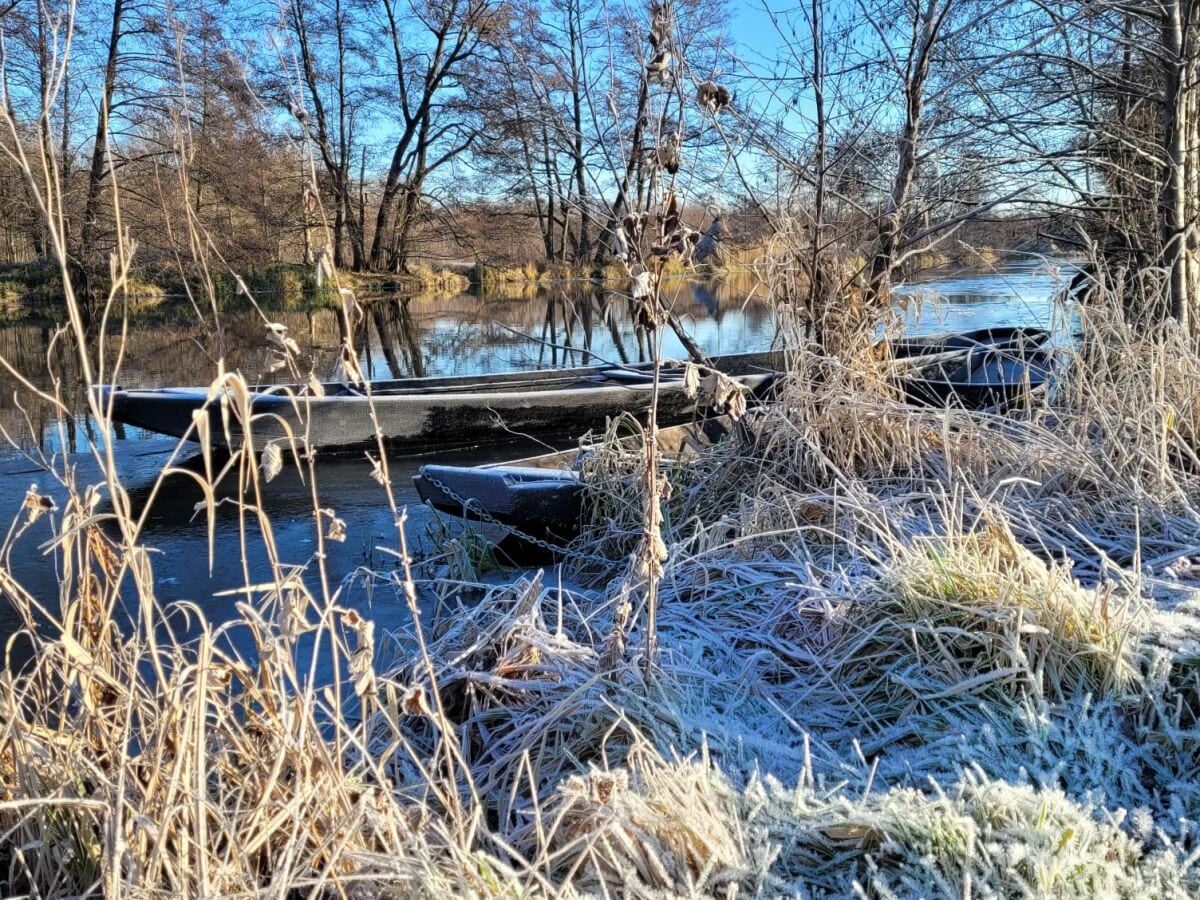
4,5,1200,894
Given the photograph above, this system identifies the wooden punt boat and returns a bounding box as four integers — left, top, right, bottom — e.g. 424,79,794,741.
97,328,1053,452
414,418,734,543
899,346,1056,408
887,325,1050,359
96,351,782,452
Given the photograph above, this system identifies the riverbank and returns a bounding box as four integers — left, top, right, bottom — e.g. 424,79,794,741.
2,276,1199,894
0,260,472,320
0,246,772,319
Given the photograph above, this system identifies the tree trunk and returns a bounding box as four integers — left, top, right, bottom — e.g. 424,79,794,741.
866,1,942,306
77,0,125,316
567,0,590,262
1160,0,1198,327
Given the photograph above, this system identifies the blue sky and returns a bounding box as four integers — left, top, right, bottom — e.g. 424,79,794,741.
726,1,801,68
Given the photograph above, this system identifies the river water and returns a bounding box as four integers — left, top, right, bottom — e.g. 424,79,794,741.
0,261,1074,668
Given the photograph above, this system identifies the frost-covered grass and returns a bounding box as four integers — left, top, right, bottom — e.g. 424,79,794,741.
5,281,1200,896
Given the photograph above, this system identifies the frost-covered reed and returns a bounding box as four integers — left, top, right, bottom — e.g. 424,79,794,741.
10,263,1200,896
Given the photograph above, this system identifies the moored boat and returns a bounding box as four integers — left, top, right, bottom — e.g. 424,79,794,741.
97,328,1056,452
885,325,1050,359
97,351,781,452
899,345,1056,408
414,417,734,542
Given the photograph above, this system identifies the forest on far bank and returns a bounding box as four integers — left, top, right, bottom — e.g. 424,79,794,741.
1,1,1198,323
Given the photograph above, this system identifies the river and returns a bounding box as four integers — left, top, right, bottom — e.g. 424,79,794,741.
0,261,1074,670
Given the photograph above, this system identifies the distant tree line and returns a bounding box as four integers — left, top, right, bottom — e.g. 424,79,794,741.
2,0,1200,326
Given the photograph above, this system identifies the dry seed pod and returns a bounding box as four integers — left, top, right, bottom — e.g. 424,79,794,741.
660,193,680,239
636,300,660,330
679,229,701,265
23,484,55,522
657,133,681,174
699,370,748,419
322,509,347,542
265,322,300,356
622,212,646,244
697,80,732,114
646,48,673,83
631,267,654,302
609,221,631,261
366,452,388,485
334,342,366,390
260,442,283,482
402,684,432,717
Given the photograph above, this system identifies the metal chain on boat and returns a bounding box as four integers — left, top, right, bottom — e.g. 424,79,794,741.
417,470,617,566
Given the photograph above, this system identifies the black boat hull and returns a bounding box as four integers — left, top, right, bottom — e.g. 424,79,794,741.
414,418,736,543
900,348,1055,408
100,351,782,452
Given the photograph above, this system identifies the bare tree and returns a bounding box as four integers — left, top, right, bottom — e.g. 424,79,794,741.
369,0,492,272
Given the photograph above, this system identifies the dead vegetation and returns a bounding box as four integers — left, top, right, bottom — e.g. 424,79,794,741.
10,264,1200,896
5,0,1200,893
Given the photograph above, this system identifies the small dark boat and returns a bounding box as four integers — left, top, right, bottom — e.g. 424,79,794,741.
886,325,1050,360
414,418,734,543
900,346,1056,408
97,352,781,452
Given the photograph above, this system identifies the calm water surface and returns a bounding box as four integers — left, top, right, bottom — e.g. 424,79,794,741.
0,262,1074,673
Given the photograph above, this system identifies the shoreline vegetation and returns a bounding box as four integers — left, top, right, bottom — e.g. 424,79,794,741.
8,0,1200,891
5,269,1200,895
0,242,1011,321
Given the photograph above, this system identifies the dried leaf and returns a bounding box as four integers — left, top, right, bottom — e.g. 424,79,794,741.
366,453,388,485
697,80,732,114
631,268,654,302
727,387,747,420
323,509,346,542
23,484,55,522
401,685,432,717
822,823,880,845
683,362,700,399
265,322,290,350
334,345,365,390
260,442,283,483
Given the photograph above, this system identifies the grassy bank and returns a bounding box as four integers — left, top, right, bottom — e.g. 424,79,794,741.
468,250,762,292
0,261,470,319
2,268,1200,895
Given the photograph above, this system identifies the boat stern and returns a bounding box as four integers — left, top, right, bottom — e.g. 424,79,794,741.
91,384,125,419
